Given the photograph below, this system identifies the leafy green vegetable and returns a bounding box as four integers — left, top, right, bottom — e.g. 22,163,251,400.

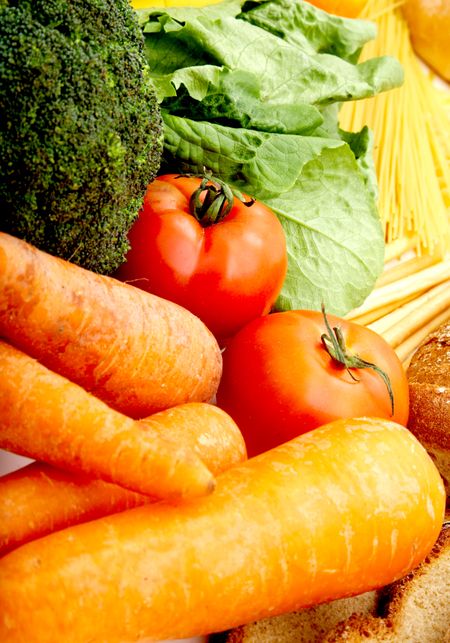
145,10,402,108
239,0,375,62
163,114,382,315
138,0,404,315
0,0,163,275
154,66,323,135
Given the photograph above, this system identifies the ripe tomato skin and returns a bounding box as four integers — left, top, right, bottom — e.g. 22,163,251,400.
115,175,287,344
216,310,410,457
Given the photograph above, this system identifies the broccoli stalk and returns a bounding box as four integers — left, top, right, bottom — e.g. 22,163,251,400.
0,0,163,274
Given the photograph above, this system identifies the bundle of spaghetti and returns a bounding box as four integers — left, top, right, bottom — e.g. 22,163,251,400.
339,0,450,256
347,239,450,367
346,255,450,323
429,80,450,208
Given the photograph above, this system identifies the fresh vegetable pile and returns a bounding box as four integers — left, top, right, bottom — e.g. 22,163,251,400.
136,0,404,315
0,234,446,643
0,1,447,642
0,409,445,640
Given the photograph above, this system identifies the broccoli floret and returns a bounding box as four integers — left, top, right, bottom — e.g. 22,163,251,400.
0,0,163,274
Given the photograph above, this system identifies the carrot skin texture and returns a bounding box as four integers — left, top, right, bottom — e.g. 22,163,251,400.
0,231,222,418
139,403,247,477
0,418,445,643
0,404,246,555
0,463,144,556
0,341,217,500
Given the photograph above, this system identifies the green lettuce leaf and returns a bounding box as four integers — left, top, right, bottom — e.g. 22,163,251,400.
137,0,242,27
163,113,384,315
137,0,403,314
144,13,403,107
153,66,324,135
239,0,376,62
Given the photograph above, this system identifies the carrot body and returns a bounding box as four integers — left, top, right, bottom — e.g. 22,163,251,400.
0,463,144,556
0,418,444,643
0,403,246,555
0,340,222,500
0,231,222,418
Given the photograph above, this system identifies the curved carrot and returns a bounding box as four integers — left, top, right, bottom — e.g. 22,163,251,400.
0,463,144,557
0,340,219,500
0,231,222,418
0,404,246,555
0,418,444,643
139,403,247,477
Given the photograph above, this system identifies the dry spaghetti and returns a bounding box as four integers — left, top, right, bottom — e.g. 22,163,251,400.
340,0,450,256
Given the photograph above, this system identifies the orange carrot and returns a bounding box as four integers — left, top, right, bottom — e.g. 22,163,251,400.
0,463,144,556
0,340,221,500
0,231,222,418
0,418,444,643
0,404,246,555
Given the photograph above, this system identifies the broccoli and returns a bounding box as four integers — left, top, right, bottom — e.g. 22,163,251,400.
0,0,163,274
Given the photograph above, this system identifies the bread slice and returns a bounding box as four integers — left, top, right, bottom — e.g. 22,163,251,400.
323,522,450,642
225,591,380,642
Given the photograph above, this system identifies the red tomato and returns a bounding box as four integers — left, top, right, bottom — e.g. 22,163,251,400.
216,310,410,456
115,174,287,344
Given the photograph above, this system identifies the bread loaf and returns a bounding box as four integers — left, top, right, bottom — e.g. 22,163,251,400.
407,321,450,500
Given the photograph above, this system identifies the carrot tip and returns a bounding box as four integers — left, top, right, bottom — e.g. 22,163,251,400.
207,477,216,495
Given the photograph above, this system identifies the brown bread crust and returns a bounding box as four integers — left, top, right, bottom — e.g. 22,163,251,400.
407,322,450,494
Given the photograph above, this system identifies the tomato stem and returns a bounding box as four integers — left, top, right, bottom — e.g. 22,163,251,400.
320,304,395,416
185,172,254,226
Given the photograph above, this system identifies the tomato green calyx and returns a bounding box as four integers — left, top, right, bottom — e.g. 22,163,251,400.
320,305,394,415
186,173,254,226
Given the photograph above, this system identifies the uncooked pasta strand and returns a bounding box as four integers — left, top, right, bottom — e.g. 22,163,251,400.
340,0,450,256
